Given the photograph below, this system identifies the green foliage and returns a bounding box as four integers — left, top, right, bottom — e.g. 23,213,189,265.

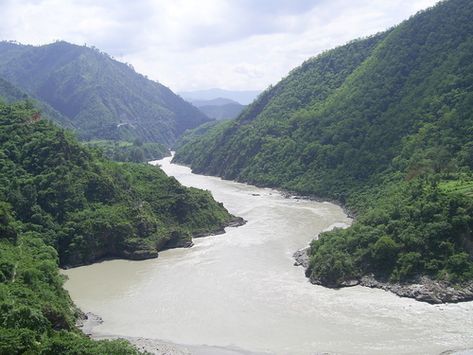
174,0,473,285
0,101,234,266
0,76,74,129
309,181,473,284
0,235,141,354
86,140,169,163
0,101,235,353
0,41,209,145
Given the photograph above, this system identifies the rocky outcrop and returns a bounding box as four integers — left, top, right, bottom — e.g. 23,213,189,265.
63,216,246,268
192,216,247,238
226,216,247,228
122,249,160,260
293,248,310,268
76,312,104,336
358,275,473,304
294,250,473,304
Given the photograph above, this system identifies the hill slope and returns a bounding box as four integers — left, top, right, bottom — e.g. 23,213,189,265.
0,101,237,267
0,76,74,129
0,100,239,352
188,97,246,120
174,0,473,299
198,102,246,120
0,41,209,145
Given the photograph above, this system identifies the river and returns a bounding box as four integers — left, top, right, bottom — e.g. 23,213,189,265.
63,156,473,355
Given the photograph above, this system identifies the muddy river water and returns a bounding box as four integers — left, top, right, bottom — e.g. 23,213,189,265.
63,156,473,354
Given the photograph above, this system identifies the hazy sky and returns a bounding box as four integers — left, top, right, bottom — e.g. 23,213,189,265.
0,0,439,92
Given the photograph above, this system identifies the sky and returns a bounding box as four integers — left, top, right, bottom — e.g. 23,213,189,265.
0,0,439,92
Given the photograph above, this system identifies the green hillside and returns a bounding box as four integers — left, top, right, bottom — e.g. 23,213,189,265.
85,140,169,163
0,76,74,129
174,0,473,288
0,101,237,352
0,41,209,145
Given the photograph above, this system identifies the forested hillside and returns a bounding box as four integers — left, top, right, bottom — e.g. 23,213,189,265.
85,140,169,163
0,101,238,352
0,41,209,145
174,0,473,292
0,76,74,129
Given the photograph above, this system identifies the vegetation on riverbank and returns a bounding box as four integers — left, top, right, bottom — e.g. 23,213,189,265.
85,139,169,163
174,0,473,293
0,100,236,352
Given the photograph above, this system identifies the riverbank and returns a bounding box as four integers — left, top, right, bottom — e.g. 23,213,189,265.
77,312,264,355
64,157,473,354
294,248,473,304
168,156,357,220
61,215,246,269
169,156,473,307
192,216,246,238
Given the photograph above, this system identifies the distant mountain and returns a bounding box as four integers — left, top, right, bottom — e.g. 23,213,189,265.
0,41,210,145
179,88,261,105
0,75,74,129
189,97,238,107
186,97,246,120
198,102,245,120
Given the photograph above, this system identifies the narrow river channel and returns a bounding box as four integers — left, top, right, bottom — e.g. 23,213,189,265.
63,156,473,355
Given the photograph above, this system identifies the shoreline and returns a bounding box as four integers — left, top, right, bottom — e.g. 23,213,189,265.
169,156,357,219
77,312,265,355
179,156,473,306
67,213,249,354
62,216,246,270
293,248,473,304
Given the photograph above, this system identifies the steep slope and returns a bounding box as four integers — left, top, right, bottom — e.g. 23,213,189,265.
0,41,209,145
174,0,473,299
0,100,240,352
174,31,388,195
0,76,74,129
0,101,238,266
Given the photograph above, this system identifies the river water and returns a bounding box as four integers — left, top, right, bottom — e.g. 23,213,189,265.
63,157,473,355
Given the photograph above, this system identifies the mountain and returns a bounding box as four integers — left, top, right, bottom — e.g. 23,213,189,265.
0,76,74,129
189,97,238,106
0,41,210,145
174,0,473,299
0,101,239,352
179,88,261,105
185,97,246,120
198,102,245,120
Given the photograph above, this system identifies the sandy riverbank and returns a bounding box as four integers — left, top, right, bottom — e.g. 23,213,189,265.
78,312,265,355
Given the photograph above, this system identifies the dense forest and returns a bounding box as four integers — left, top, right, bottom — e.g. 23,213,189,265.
0,76,74,129
85,140,169,163
0,101,237,352
0,41,209,145
174,0,473,288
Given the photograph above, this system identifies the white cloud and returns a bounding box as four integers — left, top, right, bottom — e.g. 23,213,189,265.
0,0,440,91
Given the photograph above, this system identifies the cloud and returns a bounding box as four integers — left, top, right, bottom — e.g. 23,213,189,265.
0,0,439,91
